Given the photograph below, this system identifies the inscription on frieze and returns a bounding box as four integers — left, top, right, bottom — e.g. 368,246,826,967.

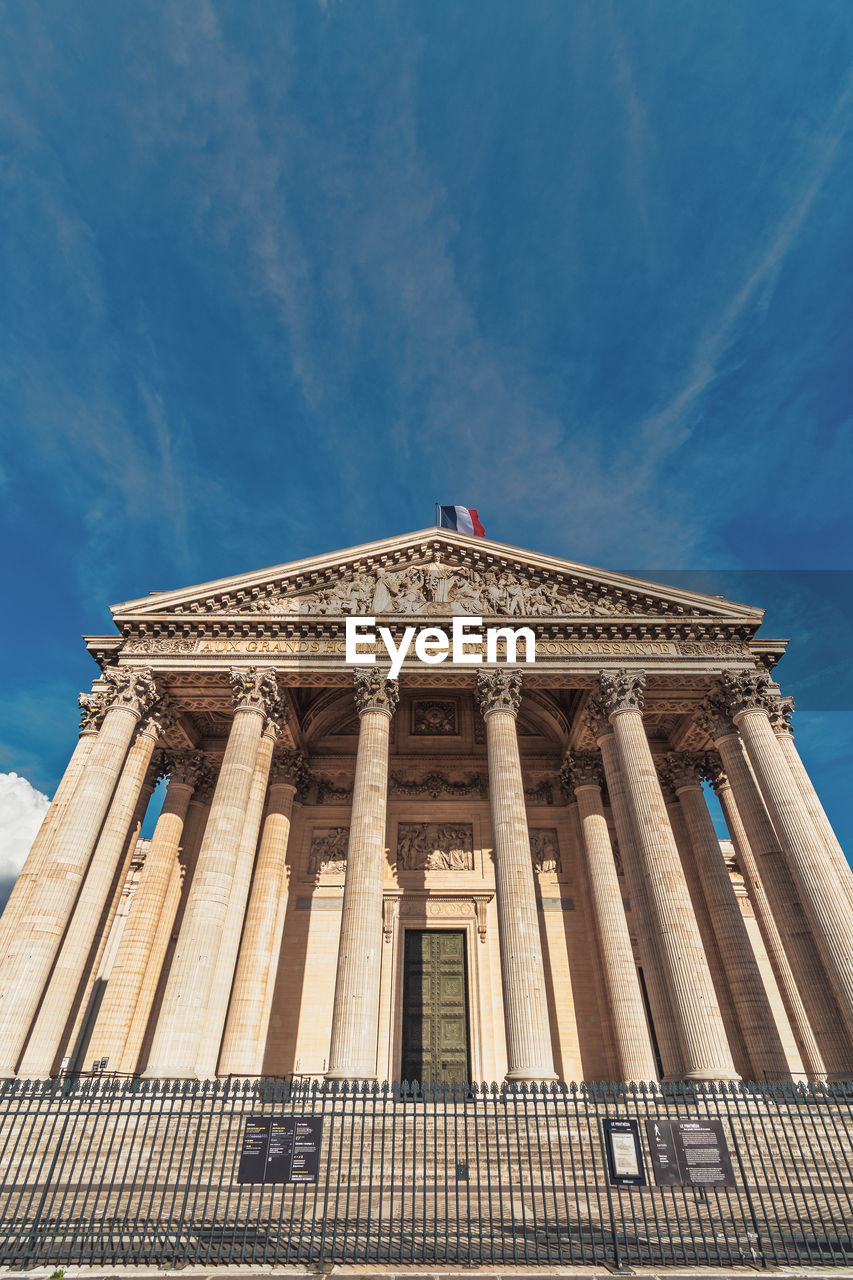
396,823,474,871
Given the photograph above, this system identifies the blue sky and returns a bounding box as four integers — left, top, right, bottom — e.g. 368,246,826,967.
1,1,851,869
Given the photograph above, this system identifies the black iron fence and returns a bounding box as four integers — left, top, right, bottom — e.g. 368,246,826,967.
0,1076,851,1269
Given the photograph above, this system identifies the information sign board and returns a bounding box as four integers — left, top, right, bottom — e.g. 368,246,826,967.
237,1115,324,1185
644,1117,735,1188
601,1117,646,1187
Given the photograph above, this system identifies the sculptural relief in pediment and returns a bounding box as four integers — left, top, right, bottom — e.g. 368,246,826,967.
216,555,700,620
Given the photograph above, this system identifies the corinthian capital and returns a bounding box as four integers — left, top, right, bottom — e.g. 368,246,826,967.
476,669,522,717
270,748,310,793
767,692,795,737
717,669,775,720
584,692,612,742
78,690,109,735
102,666,159,718
158,749,206,788
139,700,178,741
598,668,646,717
704,751,728,793
353,669,399,716
663,751,705,792
229,667,280,717
696,694,735,743
561,751,604,797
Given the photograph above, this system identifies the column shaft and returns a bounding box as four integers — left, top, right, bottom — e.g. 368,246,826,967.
145,701,271,1078
0,730,98,954
88,766,198,1070
195,725,277,1078
714,776,820,1078
664,793,749,1077
0,668,156,1078
675,775,791,1079
601,674,738,1081
735,705,853,1044
479,673,555,1081
596,733,683,1077
327,700,394,1080
18,721,161,1076
712,729,848,1075
219,779,297,1076
775,727,853,906
66,773,157,1072
574,780,657,1081
130,793,212,1073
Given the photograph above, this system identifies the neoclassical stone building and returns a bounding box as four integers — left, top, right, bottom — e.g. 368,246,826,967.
1,529,851,1084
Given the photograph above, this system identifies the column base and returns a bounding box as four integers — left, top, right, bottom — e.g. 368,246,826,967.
504,1068,559,1083
681,1068,742,1083
325,1069,378,1082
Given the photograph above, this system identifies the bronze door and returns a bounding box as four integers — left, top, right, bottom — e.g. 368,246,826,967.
401,930,470,1085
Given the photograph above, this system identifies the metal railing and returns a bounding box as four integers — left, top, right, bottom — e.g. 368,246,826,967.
0,1076,851,1269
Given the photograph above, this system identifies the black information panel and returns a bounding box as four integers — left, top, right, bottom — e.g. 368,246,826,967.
601,1117,646,1187
644,1117,735,1188
237,1115,324,1185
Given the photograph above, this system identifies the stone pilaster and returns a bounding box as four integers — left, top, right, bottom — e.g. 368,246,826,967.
587,698,683,1079
219,750,307,1076
477,670,555,1081
768,694,853,907
196,712,284,1078
666,752,791,1080
327,671,398,1080
565,751,657,1082
599,670,738,1081
0,666,159,1077
144,668,279,1078
719,671,853,1050
87,749,206,1073
707,755,823,1080
700,694,850,1076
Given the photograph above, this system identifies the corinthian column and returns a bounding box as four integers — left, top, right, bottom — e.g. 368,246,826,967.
666,752,791,1080
768,695,853,907
706,755,824,1080
587,703,683,1078
718,670,853,1047
18,704,173,1077
477,671,555,1082
195,712,283,1078
87,749,205,1072
327,671,398,1081
219,750,306,1077
145,668,279,1079
699,697,848,1077
0,689,107,955
0,666,159,1077
599,670,738,1081
565,751,657,1082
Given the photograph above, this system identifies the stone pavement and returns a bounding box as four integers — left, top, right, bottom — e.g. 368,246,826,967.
2,1266,851,1280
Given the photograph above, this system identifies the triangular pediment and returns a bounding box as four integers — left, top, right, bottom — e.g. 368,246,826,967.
110,529,764,628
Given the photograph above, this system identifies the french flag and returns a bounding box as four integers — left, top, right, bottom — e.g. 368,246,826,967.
438,506,485,537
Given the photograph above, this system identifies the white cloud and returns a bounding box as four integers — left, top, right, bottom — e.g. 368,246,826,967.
0,773,50,881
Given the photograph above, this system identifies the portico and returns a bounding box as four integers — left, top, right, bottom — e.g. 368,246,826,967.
1,529,851,1083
